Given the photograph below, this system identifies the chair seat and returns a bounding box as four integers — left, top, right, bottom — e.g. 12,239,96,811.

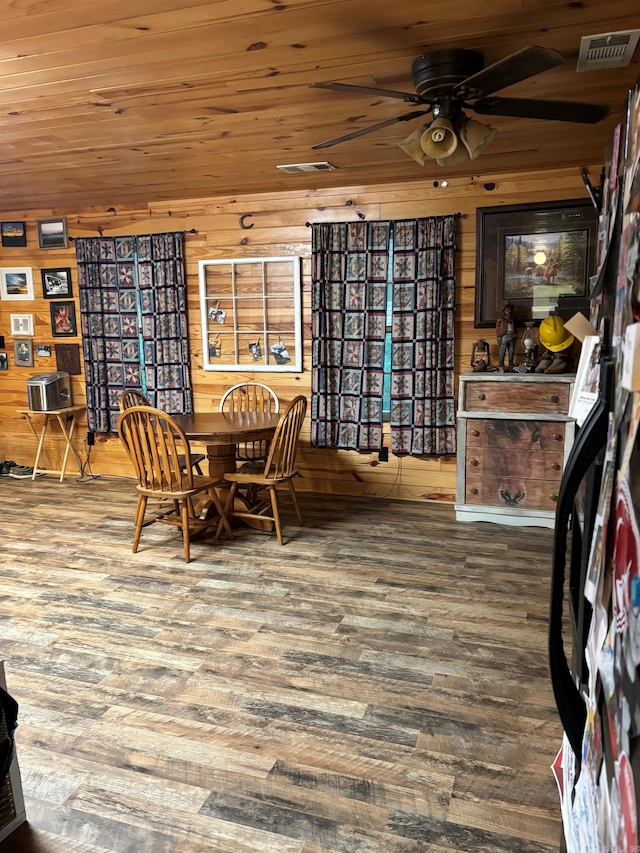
178,452,205,475
136,473,222,500
225,467,300,487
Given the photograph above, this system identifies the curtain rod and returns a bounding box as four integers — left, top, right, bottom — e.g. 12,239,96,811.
69,228,198,240
304,213,462,227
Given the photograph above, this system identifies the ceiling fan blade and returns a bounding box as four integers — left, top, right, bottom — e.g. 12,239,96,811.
455,46,565,98
472,96,610,123
311,109,431,150
311,82,423,104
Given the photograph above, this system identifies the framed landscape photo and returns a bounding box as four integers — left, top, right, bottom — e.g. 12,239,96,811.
0,267,34,301
50,300,77,336
474,199,598,328
1,221,27,247
41,267,72,298
14,338,34,368
36,217,68,250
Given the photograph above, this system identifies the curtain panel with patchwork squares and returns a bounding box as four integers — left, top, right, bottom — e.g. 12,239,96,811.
311,216,457,457
311,221,390,452
390,216,457,456
76,232,193,433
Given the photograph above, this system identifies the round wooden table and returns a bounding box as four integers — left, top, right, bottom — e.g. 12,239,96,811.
173,411,280,527
172,410,280,480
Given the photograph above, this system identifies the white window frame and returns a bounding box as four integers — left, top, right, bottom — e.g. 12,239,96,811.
198,256,302,372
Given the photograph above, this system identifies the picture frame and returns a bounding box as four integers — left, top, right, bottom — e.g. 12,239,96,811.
0,267,34,301
36,217,68,250
14,338,34,368
36,344,52,358
474,199,598,328
1,221,27,247
50,301,77,337
41,267,72,298
0,353,7,371
10,314,34,336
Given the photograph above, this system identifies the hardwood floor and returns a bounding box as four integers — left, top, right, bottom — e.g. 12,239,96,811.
0,475,563,852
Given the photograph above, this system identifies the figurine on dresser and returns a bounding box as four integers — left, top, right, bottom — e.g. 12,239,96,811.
496,302,517,371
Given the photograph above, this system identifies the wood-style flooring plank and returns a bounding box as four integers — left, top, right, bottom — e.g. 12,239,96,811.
0,476,562,852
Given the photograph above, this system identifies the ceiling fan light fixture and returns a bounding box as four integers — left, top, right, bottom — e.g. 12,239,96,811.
398,127,427,165
459,118,497,159
420,117,458,159
436,143,470,167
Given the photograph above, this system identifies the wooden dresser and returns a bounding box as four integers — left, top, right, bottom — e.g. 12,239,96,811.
456,373,576,528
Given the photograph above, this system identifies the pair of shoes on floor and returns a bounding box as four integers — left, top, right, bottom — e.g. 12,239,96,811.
0,460,18,476
8,465,42,479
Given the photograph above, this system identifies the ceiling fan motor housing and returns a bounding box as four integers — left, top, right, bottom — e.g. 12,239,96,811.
412,49,484,101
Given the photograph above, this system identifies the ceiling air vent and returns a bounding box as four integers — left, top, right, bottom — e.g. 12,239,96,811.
577,30,640,71
276,162,337,174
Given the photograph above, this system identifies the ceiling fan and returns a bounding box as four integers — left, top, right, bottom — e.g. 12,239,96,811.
310,46,610,164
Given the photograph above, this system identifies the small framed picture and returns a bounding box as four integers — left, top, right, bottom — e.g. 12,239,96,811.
14,338,34,367
0,353,8,371
10,314,34,336
1,222,27,247
41,267,72,298
0,267,34,301
36,217,68,250
36,344,52,358
50,301,77,337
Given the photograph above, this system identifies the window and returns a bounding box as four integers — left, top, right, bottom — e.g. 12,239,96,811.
199,256,302,372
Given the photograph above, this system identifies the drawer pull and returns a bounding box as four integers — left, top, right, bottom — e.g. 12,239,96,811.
477,393,486,401
551,433,563,441
551,462,561,471
469,428,480,437
469,487,478,495
550,494,558,502
550,395,560,404
469,458,479,467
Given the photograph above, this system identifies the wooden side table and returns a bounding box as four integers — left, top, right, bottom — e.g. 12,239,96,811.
16,405,85,481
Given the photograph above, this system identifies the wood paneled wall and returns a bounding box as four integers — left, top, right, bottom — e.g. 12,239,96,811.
0,165,593,502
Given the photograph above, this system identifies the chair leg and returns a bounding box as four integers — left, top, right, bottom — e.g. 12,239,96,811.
269,485,284,545
132,495,147,553
181,499,191,563
194,461,203,475
287,479,304,525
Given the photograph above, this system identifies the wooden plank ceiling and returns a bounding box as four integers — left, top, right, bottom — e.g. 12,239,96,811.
1,0,639,213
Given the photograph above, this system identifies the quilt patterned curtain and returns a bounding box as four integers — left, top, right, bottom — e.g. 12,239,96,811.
76,232,193,433
390,216,457,456
311,221,390,451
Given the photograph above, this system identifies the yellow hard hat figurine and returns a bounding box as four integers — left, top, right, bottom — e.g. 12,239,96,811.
535,314,575,374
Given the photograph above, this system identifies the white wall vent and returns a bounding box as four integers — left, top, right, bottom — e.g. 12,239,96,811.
276,162,337,174
577,30,640,71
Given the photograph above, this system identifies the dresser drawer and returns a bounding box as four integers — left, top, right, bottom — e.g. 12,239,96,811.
466,419,566,450
465,474,560,511
466,447,564,481
464,380,570,414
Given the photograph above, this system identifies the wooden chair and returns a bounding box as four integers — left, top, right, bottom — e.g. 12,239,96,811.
219,382,280,462
117,405,233,562
216,395,307,545
119,389,205,475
